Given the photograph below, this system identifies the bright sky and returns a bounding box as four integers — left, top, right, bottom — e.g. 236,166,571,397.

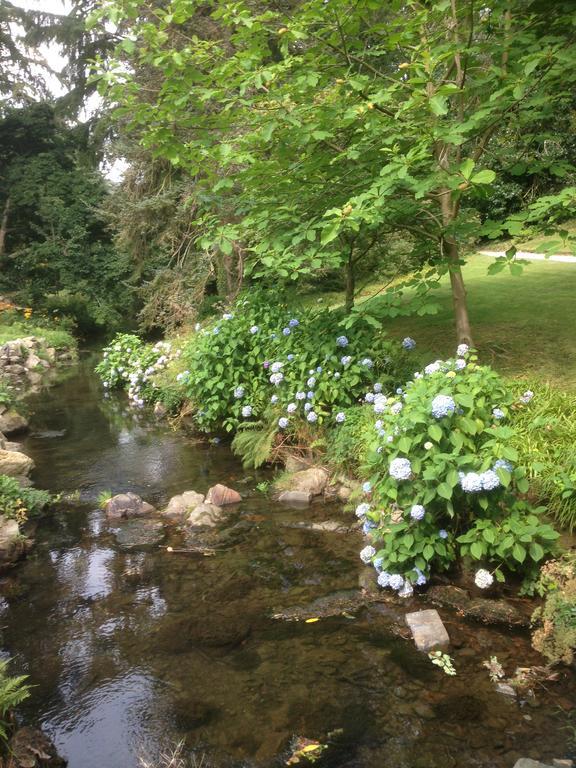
10,0,128,182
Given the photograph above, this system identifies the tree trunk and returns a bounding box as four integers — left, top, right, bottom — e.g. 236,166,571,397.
0,197,10,260
438,191,474,346
344,251,355,313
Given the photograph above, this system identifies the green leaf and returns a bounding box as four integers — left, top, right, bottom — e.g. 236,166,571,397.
459,158,475,180
437,482,452,500
513,543,526,563
427,423,443,442
471,169,496,185
529,542,545,561
470,541,484,559
429,95,448,116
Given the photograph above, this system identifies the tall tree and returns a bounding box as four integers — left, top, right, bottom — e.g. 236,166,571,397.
97,0,576,342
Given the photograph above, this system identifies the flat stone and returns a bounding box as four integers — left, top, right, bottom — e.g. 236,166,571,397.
25,353,42,370
278,490,312,505
552,761,574,767
405,609,450,652
514,761,555,768
284,467,329,496
205,483,242,506
0,410,29,435
162,490,205,519
186,502,224,527
495,682,517,698
104,493,156,519
0,449,34,477
284,455,309,473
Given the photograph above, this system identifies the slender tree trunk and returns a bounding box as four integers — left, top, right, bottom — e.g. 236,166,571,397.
439,190,474,346
344,250,355,313
0,197,10,260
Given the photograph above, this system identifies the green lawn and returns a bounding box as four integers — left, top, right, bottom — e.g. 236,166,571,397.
0,321,76,350
353,255,576,389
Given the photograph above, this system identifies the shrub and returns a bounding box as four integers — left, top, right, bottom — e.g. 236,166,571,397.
0,475,51,523
355,348,559,595
532,553,576,665
510,383,576,530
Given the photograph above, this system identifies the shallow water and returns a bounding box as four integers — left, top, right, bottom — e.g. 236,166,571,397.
0,355,574,767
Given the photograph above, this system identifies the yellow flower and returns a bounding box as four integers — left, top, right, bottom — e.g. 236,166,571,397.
446,371,456,378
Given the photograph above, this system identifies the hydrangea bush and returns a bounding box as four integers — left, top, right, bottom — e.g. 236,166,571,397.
355,347,559,595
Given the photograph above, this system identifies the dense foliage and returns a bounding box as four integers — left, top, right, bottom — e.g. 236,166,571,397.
0,475,51,523
532,553,576,665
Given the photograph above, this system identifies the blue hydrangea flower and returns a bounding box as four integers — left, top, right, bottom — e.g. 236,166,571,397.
365,392,375,403
333,372,341,380
520,390,534,404
249,325,259,334
389,574,404,591
389,458,412,481
374,395,387,414
480,469,501,491
362,481,372,493
306,411,318,423
439,529,449,539
270,372,284,385
234,386,245,398
431,394,456,419
360,545,376,564
287,354,294,361
307,376,316,387
213,327,220,335
362,520,377,535
373,557,383,573
390,402,403,415
223,313,233,320
335,412,346,423
307,391,314,399
361,357,373,368
241,405,253,418
282,328,291,336
402,337,416,350
456,343,469,357
278,417,289,429
414,568,427,586
493,458,513,473
492,408,505,420
271,361,283,373
355,503,371,518
316,366,322,374
460,472,483,493
398,581,414,598
396,387,404,395
341,355,352,366
304,402,312,413
271,394,279,404
287,403,297,413
288,318,299,327
378,571,391,588
424,361,442,375
374,383,383,393
410,504,425,521
455,358,466,370
296,391,306,400
336,336,349,347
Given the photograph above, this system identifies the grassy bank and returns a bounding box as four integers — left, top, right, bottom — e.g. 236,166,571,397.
0,320,76,351
348,255,576,390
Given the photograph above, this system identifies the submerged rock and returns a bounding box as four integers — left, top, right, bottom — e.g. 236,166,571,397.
405,609,450,652
162,490,205,520
0,409,29,436
112,518,165,550
426,585,528,627
278,490,312,506
186,502,224,527
104,493,156,519
0,449,34,477
9,725,67,767
205,483,242,506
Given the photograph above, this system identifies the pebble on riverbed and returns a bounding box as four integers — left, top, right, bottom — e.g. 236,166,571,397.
405,609,450,652
104,492,156,519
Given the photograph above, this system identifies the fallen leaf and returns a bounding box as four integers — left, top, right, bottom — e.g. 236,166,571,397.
305,617,320,624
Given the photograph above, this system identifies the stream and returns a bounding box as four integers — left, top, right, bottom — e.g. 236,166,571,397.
0,354,573,768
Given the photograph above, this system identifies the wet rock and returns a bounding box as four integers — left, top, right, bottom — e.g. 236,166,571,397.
112,518,165,550
282,520,350,533
405,609,450,652
9,725,66,767
552,761,574,767
156,611,250,651
162,490,205,519
0,409,29,436
153,401,167,418
279,467,329,497
278,490,312,505
495,682,517,698
205,483,242,506
186,502,224,527
284,455,310,473
426,585,528,627
26,353,43,370
0,515,23,567
271,589,382,622
4,441,24,451
104,492,156,519
514,761,556,768
0,449,34,477
336,484,353,501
